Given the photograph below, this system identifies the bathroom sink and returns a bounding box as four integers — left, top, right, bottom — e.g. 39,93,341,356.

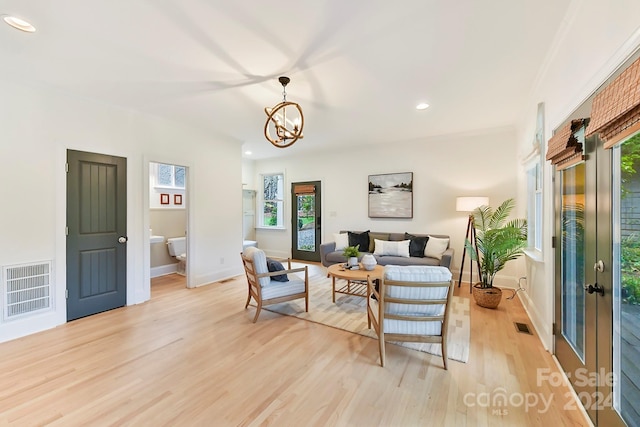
150,235,165,244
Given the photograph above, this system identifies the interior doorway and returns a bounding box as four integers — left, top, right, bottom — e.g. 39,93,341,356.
149,161,189,292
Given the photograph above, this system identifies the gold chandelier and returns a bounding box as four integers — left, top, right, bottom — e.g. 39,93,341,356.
264,76,304,148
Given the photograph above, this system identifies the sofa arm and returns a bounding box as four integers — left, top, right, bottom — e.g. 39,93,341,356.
320,242,337,267
439,247,455,269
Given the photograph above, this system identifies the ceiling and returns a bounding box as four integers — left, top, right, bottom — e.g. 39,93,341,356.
0,0,572,159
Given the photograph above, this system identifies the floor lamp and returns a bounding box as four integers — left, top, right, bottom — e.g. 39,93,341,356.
456,197,488,293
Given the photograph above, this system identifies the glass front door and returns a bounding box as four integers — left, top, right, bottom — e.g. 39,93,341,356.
555,128,639,426
555,156,598,420
291,181,321,262
611,136,640,427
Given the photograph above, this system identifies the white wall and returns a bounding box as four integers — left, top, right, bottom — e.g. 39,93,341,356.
252,127,525,288
242,158,256,190
515,0,640,350
0,78,243,343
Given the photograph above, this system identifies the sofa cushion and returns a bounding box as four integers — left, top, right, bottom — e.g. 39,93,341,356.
325,251,355,264
375,255,439,266
404,233,428,257
348,230,370,252
425,236,450,260
266,258,289,282
333,232,349,251
373,239,410,257
369,232,390,252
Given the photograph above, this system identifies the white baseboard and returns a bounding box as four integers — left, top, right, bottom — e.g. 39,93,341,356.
518,290,553,351
150,264,177,278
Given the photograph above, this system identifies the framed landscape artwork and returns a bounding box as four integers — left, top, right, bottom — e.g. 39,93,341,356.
368,172,413,218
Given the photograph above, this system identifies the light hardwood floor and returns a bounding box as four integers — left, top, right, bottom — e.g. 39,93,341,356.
0,263,591,426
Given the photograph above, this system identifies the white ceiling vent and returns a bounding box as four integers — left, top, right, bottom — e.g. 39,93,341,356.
3,261,53,320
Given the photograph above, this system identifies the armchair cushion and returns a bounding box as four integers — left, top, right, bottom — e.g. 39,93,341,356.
243,246,270,287
266,258,289,282
384,265,452,282
261,278,306,299
382,266,451,317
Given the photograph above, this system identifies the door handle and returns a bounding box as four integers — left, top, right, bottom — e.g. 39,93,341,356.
584,283,605,296
118,236,128,244
594,260,604,272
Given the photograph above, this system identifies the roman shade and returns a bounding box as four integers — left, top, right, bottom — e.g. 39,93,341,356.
546,119,586,170
293,184,315,195
586,55,640,148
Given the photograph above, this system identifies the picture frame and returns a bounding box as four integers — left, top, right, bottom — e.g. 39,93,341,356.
368,172,413,218
160,193,170,205
174,194,182,205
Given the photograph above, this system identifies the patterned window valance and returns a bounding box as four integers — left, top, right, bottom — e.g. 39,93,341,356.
585,55,640,148
546,119,586,169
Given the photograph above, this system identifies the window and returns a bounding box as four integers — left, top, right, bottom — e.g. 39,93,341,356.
526,102,545,255
259,173,284,228
527,162,543,251
156,163,185,189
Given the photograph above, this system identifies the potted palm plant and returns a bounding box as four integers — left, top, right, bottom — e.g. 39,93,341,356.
465,198,527,308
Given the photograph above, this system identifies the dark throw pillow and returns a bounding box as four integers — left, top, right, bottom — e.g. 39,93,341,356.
348,230,370,253
405,233,429,258
266,258,289,282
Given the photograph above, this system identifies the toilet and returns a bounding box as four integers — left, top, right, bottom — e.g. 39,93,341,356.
166,237,187,276
243,240,258,251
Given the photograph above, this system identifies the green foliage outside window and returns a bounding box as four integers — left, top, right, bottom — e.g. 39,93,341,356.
621,234,640,304
620,133,640,305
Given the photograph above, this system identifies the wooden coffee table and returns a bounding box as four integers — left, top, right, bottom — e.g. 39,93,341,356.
327,263,384,302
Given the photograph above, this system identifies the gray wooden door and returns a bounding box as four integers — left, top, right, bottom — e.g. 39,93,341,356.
66,150,127,321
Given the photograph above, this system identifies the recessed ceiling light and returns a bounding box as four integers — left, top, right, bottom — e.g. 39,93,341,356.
416,103,430,110
244,151,252,156
3,15,36,33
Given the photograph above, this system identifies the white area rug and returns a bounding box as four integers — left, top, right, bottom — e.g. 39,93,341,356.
264,271,470,363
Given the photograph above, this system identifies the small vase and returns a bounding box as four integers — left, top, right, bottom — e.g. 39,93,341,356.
361,254,377,271
348,256,358,267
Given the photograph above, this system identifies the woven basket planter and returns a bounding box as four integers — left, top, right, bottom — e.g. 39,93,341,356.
472,284,503,309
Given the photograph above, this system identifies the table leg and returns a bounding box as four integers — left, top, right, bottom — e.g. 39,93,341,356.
332,276,336,303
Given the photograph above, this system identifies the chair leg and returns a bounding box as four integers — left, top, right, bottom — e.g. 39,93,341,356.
379,333,385,367
244,292,251,309
304,293,309,312
252,301,262,323
441,338,448,370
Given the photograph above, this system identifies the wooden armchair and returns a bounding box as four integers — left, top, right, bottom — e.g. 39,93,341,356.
240,246,309,323
366,265,454,369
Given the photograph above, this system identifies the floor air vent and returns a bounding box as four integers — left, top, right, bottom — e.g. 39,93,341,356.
514,322,532,334
3,261,52,320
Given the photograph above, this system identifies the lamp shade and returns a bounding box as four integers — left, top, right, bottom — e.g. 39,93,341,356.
456,196,489,212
